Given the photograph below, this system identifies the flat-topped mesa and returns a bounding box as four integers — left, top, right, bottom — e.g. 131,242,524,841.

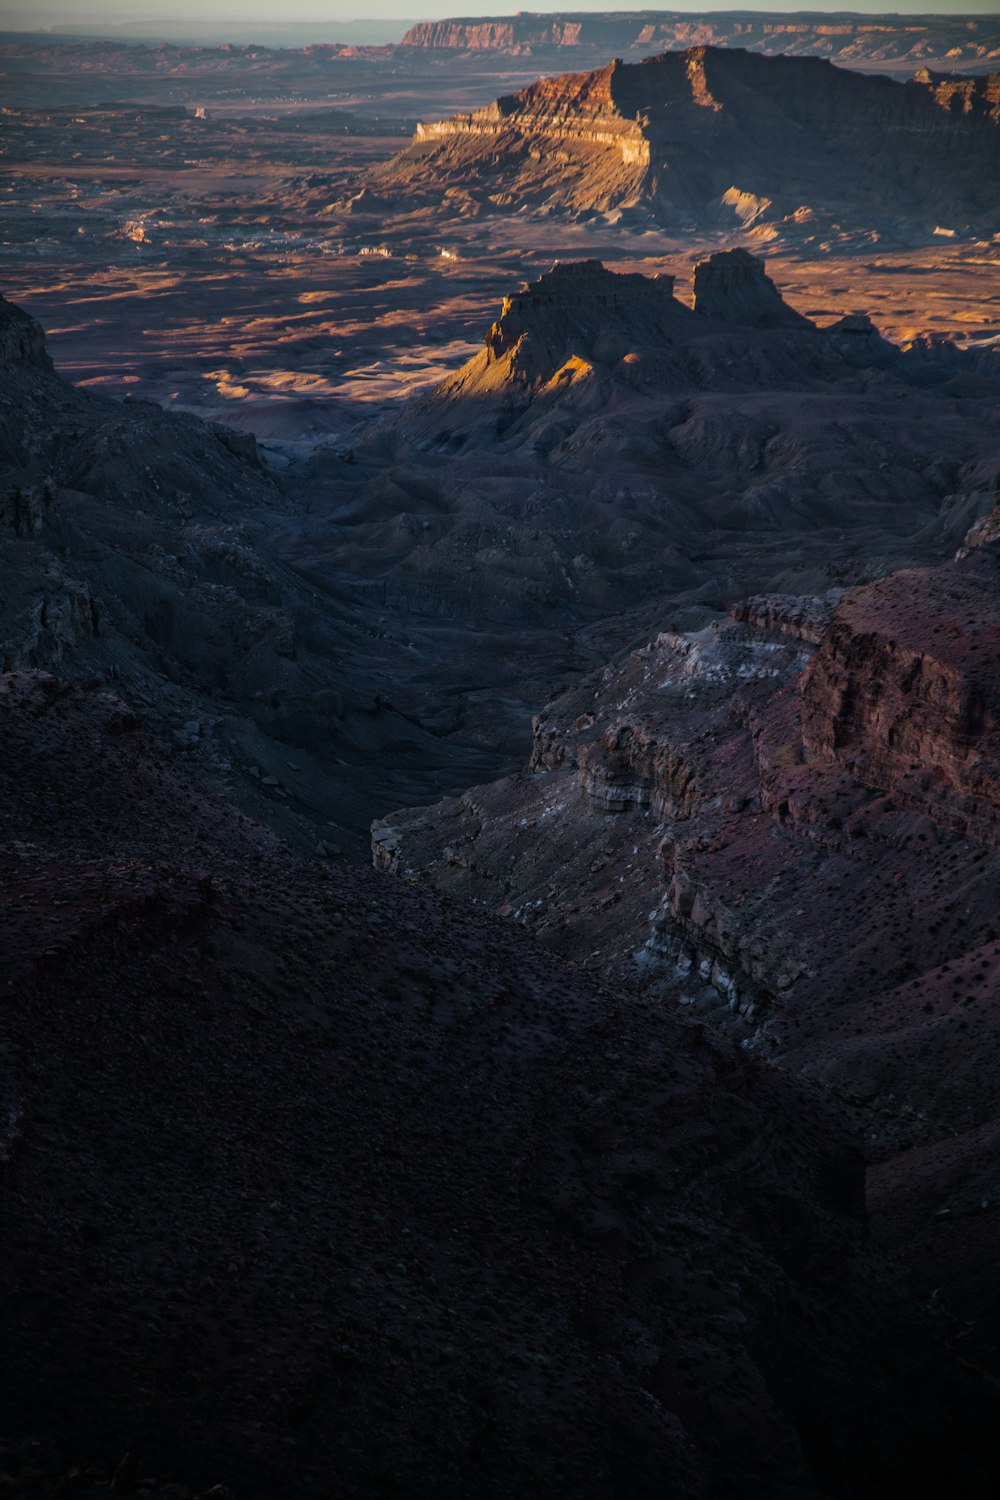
402,15,594,52
0,296,52,373
401,13,1000,72
377,46,1000,232
693,249,814,330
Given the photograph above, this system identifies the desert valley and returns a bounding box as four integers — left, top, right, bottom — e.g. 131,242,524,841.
2,9,1000,1498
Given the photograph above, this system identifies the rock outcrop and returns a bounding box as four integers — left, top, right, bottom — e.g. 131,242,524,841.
0,293,52,372
348,254,1000,632
402,12,1000,77
373,544,1000,1373
375,47,1000,235
693,247,814,329
5,667,996,1499
799,554,1000,844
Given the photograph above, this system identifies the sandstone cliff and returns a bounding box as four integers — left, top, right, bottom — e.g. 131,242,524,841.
401,11,1000,77
375,47,1000,235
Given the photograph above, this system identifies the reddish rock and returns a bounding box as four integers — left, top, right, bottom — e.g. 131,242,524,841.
800,549,1000,844
401,13,1000,79
376,47,1000,233
3,667,997,1498
376,549,1000,1374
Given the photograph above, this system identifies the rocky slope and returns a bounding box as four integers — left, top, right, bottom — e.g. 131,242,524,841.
338,254,1000,631
373,536,1000,1370
5,252,997,857
402,11,1000,76
5,667,998,1498
375,47,1000,237
0,293,507,852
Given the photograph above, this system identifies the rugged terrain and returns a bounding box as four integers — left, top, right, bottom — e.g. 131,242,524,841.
4,244,998,847
402,10,1000,75
5,42,998,456
339,253,1000,627
373,527,1000,1370
4,18,1000,1497
2,665,998,1500
0,292,508,853
377,47,1000,239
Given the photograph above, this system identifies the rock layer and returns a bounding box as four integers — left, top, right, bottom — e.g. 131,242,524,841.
376,47,1000,235
402,12,1000,77
800,560,1000,844
5,668,996,1498
374,546,1000,1370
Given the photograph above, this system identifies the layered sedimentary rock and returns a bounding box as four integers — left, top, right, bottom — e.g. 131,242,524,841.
402,11,1000,76
375,47,1000,234
799,561,1000,843
373,542,1000,1369
6,667,997,1498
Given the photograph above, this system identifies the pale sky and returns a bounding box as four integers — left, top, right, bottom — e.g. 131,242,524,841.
5,1,998,28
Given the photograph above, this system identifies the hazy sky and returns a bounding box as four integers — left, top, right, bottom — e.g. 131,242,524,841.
7,0,999,27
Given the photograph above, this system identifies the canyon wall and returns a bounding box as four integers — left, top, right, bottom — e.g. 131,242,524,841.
402,10,1000,75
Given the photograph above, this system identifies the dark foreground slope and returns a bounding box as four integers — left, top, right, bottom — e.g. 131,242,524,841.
0,293,505,848
1,667,997,1499
375,47,1000,237
374,530,1000,1373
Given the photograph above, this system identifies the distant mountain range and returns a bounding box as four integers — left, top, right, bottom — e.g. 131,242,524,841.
402,9,1000,73
5,10,999,75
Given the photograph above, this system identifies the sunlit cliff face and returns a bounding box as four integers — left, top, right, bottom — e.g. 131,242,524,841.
7,59,998,448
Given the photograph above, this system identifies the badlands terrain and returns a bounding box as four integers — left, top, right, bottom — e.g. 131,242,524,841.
2,16,1000,1499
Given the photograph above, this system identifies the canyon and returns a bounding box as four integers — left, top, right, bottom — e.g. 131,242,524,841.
3,18,1000,1498
374,524,1000,1369
3,664,996,1498
5,249,996,853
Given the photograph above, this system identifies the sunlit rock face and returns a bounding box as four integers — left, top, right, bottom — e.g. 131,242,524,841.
402,11,1000,78
376,48,1000,236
